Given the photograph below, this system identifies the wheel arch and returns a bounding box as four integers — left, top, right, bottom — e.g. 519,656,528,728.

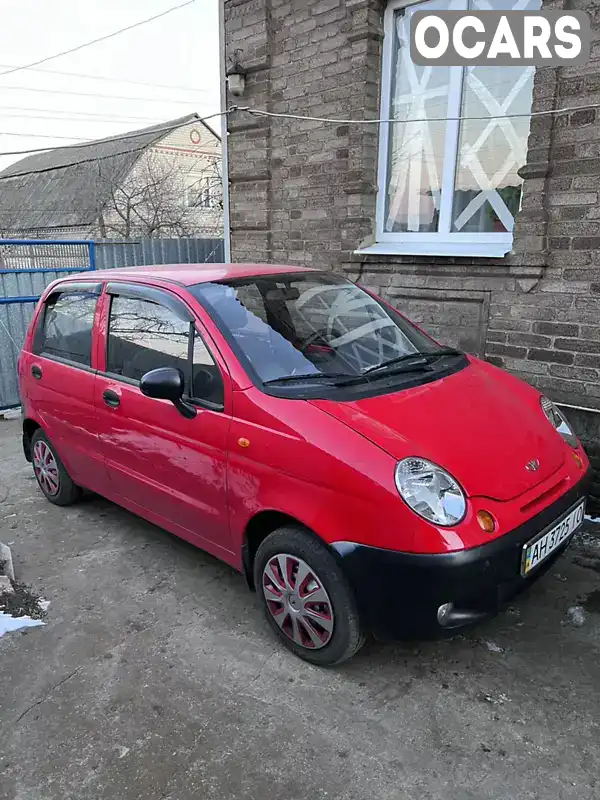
22,417,41,461
241,510,328,590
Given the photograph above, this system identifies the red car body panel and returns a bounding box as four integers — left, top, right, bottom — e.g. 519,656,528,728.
91,290,234,558
309,358,566,502
18,265,590,581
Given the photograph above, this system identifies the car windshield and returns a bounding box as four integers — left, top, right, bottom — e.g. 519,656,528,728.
189,272,445,386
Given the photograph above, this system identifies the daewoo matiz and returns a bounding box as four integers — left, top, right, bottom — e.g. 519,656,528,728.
19,264,590,664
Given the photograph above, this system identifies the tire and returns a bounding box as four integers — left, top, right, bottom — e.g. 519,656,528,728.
31,429,81,506
254,526,365,666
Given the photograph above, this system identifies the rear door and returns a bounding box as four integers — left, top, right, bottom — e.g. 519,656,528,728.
20,281,106,493
94,282,232,556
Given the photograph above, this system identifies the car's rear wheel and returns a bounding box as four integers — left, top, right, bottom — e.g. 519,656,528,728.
31,429,81,506
254,526,365,666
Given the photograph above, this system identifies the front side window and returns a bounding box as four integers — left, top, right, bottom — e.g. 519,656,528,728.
35,290,97,366
373,0,538,257
190,272,464,399
106,294,223,406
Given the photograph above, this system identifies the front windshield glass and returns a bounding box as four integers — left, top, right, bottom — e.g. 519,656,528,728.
189,272,442,385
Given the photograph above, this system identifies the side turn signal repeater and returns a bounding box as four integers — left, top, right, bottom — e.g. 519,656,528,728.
572,451,583,471
238,437,250,449
476,510,496,534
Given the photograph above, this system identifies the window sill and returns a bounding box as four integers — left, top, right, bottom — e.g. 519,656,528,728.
355,241,513,259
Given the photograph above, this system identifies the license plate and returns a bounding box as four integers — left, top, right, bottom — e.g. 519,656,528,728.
521,500,585,576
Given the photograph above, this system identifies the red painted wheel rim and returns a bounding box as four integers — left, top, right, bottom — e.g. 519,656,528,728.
262,554,334,649
33,440,60,497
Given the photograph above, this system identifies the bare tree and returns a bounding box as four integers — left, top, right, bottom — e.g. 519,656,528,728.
97,151,221,239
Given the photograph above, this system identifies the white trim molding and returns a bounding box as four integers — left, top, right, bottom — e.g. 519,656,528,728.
356,236,512,258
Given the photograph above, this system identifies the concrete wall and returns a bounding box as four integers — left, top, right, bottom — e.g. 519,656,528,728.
223,0,600,511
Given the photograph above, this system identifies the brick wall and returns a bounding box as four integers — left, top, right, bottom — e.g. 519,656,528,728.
224,0,600,512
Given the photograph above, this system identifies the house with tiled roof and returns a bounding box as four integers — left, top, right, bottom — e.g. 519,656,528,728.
0,113,222,239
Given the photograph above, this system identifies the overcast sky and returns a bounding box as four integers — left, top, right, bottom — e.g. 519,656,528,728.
0,0,220,171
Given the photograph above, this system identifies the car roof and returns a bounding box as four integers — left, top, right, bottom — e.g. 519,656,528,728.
79,263,318,287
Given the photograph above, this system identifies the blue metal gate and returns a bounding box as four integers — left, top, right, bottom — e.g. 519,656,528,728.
0,240,95,409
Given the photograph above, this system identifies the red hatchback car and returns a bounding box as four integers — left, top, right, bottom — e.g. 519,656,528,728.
19,264,589,664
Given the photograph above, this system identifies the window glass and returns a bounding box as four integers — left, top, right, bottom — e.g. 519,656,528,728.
379,0,539,253
192,331,224,406
385,0,451,233
190,273,438,385
107,296,189,382
234,282,268,323
107,294,224,406
36,291,97,366
451,60,535,233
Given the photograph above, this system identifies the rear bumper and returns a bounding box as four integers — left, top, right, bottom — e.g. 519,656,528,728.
332,470,591,640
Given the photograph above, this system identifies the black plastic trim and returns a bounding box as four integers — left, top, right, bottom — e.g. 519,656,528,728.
188,396,225,413
36,353,96,374
97,370,139,387
106,281,193,322
47,281,103,296
331,470,591,640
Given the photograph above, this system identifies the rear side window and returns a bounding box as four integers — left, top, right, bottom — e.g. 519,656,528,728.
107,295,224,407
34,291,97,366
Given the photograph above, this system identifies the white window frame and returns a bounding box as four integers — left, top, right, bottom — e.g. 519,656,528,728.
359,0,530,259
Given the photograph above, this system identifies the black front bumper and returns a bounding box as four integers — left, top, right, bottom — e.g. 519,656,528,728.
332,472,591,641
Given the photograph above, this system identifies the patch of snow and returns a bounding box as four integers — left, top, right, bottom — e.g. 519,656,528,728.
117,746,130,759
38,598,50,612
0,407,21,420
483,693,509,705
485,641,504,653
566,606,587,627
0,612,44,637
585,515,600,524
0,542,14,580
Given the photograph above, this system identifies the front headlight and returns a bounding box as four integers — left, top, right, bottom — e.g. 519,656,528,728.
540,396,578,448
395,457,466,526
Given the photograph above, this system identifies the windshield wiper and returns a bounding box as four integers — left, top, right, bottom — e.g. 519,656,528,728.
263,349,463,387
363,348,462,377
263,371,361,386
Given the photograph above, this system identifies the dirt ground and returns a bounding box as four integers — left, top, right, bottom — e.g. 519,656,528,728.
0,417,599,800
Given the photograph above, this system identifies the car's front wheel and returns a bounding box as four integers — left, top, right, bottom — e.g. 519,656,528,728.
31,429,81,506
254,526,365,666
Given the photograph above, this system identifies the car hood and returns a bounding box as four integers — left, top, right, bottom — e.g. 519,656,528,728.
308,359,566,502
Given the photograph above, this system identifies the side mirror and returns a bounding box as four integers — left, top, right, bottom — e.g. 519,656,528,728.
140,367,196,419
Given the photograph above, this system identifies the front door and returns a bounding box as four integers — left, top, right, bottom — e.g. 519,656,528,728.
20,282,107,495
94,283,232,557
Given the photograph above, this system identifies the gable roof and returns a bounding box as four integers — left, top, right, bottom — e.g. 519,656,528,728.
0,113,216,231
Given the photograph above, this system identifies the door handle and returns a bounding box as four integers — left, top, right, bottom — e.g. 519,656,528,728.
102,389,120,408
31,364,42,380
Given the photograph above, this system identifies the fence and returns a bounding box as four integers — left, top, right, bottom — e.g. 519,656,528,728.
95,237,224,270
0,237,224,410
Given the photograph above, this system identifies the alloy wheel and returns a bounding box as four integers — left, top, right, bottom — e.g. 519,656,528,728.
33,440,60,497
261,553,335,649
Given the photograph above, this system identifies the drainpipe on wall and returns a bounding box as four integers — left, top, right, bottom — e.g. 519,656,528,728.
218,0,231,263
